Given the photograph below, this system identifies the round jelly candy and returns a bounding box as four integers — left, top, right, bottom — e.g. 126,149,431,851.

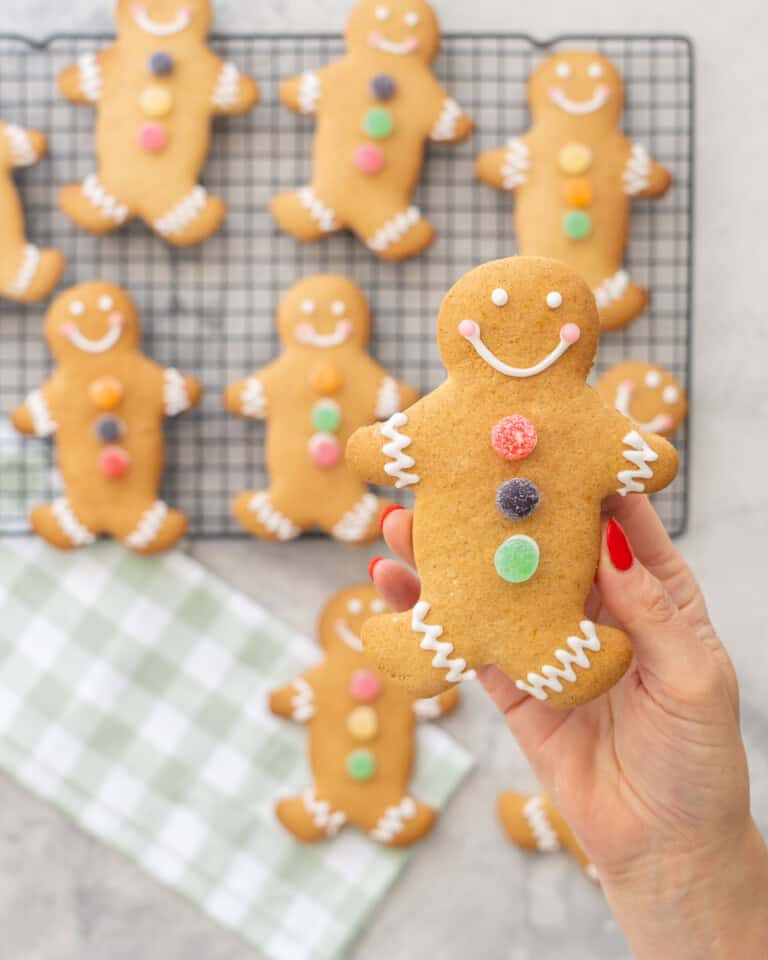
491,415,538,461
346,749,376,781
310,364,343,396
370,73,396,100
94,415,125,444
311,399,341,433
349,669,382,703
99,446,131,480
308,433,342,469
139,122,168,153
562,177,593,207
347,706,379,741
494,535,540,584
89,376,124,411
558,142,592,175
139,85,174,118
354,143,385,175
496,478,540,521
563,210,592,240
148,51,174,76
363,107,394,139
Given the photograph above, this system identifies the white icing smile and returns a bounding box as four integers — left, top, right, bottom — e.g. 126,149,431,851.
368,31,419,55
615,380,673,434
549,84,610,116
295,320,352,348
131,4,192,36
335,619,364,652
61,314,124,354
458,320,581,378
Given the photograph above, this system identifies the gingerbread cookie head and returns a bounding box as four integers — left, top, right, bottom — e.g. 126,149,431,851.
439,256,600,388
47,282,141,362
346,0,441,65
318,583,388,654
596,361,687,437
116,0,213,42
277,275,372,352
528,51,624,128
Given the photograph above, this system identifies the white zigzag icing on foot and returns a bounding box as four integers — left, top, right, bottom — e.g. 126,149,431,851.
82,174,129,224
623,142,652,195
501,138,529,189
78,52,102,102
212,62,240,109
523,795,561,852
248,492,300,541
52,498,96,547
155,186,208,237
617,430,658,495
241,377,266,418
594,269,630,309
368,207,421,253
11,245,41,296
430,98,461,141
332,493,378,543
380,412,419,488
291,678,315,722
297,187,338,233
5,125,37,166
375,376,400,420
163,368,190,416
412,600,475,684
125,501,169,550
298,71,321,114
302,788,346,837
370,796,417,843
26,389,56,437
515,621,601,701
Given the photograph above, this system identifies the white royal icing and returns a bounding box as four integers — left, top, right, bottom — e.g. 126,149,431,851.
155,186,208,238
63,320,123,355
549,84,610,115
368,206,421,254
132,4,192,36
290,677,315,722
125,501,169,550
83,174,129,224
298,186,338,234
614,380,671,434
375,376,400,420
248,492,300,541
295,321,352,348
412,697,442,720
523,795,561,852
163,368,190,417
302,788,347,837
11,245,41,296
332,493,379,543
617,430,658,496
241,377,266,418
212,62,240,110
26,389,56,437
52,498,96,547
515,620,601,701
430,98,462,141
460,321,576,378
501,138,529,189
369,35,418,56
334,618,364,653
77,52,102,102
586,863,600,883
370,796,417,843
4,124,37,166
298,71,321,114
594,269,629,309
412,600,475,685
380,412,419,489
623,143,652,196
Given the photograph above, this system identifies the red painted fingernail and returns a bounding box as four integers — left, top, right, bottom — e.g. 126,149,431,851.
379,503,404,530
368,556,383,581
606,518,634,571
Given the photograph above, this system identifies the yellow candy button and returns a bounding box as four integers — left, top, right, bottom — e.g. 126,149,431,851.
562,177,593,208
347,705,378,741
139,84,174,118
89,376,124,411
310,364,343,396
558,142,592,176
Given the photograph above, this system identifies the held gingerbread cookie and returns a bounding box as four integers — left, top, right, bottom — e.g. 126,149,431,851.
498,790,598,883
476,51,671,330
0,123,65,303
225,275,419,543
269,584,459,845
348,257,679,704
596,361,687,437
271,0,473,260
58,1,259,245
12,282,202,553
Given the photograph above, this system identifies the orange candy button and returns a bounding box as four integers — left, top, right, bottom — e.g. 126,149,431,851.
89,376,124,411
347,705,379,741
562,177,593,208
310,364,343,396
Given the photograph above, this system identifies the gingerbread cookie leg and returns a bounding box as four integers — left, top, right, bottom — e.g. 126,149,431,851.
112,501,189,555
367,795,436,847
351,200,436,262
326,490,389,545
143,184,226,247
59,174,132,235
3,244,65,304
276,789,347,843
30,499,97,551
232,489,302,542
270,186,342,243
594,271,648,332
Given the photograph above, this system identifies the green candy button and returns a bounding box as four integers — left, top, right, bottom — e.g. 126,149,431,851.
311,400,341,433
363,107,394,139
346,749,376,781
494,535,540,584
563,209,592,240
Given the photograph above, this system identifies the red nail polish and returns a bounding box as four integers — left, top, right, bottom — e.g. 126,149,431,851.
606,518,634,571
379,503,404,530
368,556,383,581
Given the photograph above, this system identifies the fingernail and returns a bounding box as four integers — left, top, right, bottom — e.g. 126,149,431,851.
379,503,404,530
606,518,634,571
368,556,383,581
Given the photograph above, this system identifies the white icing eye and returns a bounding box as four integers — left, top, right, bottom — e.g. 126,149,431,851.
588,62,604,79
331,300,346,317
490,288,509,307
98,295,114,312
69,300,85,317
347,598,363,614
644,370,662,388
375,5,390,20
663,385,679,404
555,62,571,79
301,299,316,315
546,291,563,309
404,11,420,26
370,599,386,613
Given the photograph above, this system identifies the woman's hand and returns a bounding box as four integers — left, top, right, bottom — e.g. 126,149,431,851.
373,496,768,960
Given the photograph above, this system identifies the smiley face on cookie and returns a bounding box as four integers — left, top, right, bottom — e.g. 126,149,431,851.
347,0,441,63
529,51,623,126
596,361,687,437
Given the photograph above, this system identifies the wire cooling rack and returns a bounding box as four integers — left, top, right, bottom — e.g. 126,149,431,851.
0,32,693,537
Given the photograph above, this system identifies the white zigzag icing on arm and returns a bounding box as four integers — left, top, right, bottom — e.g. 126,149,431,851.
375,376,400,419
412,600,475,684
27,389,56,437
5,125,37,166
241,377,266,418
78,52,102,102
617,429,658,496
380,412,419,488
623,143,652,195
212,62,240,109
155,186,208,237
368,207,421,253
515,621,601,701
430,98,462,141
298,71,321,114
370,796,417,843
125,501,169,550
501,138,529,189
12,245,41,296
290,677,315,722
332,493,378,543
163,368,190,416
523,795,561,852
302,788,346,836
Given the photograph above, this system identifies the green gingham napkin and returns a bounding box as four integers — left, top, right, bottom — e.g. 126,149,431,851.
0,539,472,960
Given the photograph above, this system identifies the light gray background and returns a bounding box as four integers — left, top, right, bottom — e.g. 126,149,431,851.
1,1,767,958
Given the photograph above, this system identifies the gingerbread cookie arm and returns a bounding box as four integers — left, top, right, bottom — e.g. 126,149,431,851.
347,396,429,489
428,89,473,144
604,410,679,498
623,142,672,199
269,673,317,723
58,49,111,105
476,137,531,192
412,687,459,720
280,67,329,116
12,377,61,438
362,358,420,420
162,368,202,418
224,360,281,420
210,57,260,116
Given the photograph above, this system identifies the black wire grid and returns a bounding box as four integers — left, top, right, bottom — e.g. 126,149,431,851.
0,33,693,537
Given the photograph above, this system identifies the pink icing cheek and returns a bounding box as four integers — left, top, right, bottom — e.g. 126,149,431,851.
405,36,420,52
619,379,635,393
657,414,674,431
369,30,382,45
458,319,479,339
60,323,76,337
560,323,581,344
108,312,124,328
339,320,353,337
296,322,313,340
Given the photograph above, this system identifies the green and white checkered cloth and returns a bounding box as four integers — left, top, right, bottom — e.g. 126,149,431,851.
0,540,472,960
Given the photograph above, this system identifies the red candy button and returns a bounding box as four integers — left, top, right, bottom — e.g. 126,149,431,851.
100,446,130,479
491,415,538,461
354,143,385,175
350,669,382,703
308,433,342,469
139,122,168,153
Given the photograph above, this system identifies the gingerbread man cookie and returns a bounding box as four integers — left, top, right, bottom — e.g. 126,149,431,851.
476,51,671,330
596,361,687,437
270,584,459,846
271,0,473,260
12,282,202,553
348,257,678,704
225,275,419,543
58,1,258,245
498,790,598,883
0,122,65,303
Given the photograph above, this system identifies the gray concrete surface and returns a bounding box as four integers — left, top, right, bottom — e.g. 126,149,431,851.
2,0,768,958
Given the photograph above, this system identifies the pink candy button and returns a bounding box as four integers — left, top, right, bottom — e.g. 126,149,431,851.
491,415,538,462
308,432,341,469
138,122,168,153
350,669,382,703
354,143,385,175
